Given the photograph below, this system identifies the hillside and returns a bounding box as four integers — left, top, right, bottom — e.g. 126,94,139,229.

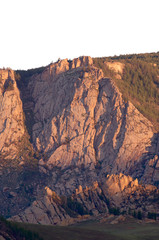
0,53,159,225
93,52,159,130
0,216,42,240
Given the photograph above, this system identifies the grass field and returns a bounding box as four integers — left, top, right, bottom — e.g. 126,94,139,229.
16,219,159,240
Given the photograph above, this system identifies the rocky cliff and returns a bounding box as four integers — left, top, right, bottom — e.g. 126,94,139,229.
11,173,159,225
0,69,25,160
26,56,157,189
0,56,159,224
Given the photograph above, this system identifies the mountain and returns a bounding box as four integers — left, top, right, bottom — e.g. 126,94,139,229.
11,173,159,225
0,54,159,225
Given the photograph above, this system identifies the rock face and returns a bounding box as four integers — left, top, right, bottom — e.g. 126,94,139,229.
26,56,156,190
11,189,74,226
103,173,158,216
105,61,125,75
29,56,99,171
105,61,125,79
0,69,25,159
0,56,159,224
11,173,159,225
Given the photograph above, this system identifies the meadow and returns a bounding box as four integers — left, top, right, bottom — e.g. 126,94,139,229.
17,218,159,240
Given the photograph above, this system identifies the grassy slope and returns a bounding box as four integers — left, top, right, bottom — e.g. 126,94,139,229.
0,217,42,240
16,220,159,240
93,52,159,131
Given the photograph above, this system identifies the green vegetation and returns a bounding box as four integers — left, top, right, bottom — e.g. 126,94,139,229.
148,212,157,220
137,211,142,220
60,196,89,217
16,219,159,240
117,60,159,128
93,57,116,78
93,52,159,130
0,216,42,240
109,207,120,216
104,52,159,65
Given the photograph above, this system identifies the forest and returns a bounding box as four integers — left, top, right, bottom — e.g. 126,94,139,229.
93,52,159,130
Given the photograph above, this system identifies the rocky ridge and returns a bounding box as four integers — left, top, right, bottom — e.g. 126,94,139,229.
0,56,159,224
26,56,157,189
11,173,159,225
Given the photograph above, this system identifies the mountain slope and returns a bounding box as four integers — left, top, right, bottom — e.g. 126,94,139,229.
11,174,159,225
0,54,159,224
22,56,157,188
93,53,159,130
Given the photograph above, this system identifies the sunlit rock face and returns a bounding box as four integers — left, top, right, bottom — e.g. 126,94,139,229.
0,69,25,159
11,173,159,225
1,57,159,225
25,56,156,193
0,58,156,193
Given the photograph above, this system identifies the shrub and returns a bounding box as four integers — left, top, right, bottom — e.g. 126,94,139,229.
109,207,120,215
137,210,142,220
133,210,137,218
133,210,143,219
148,212,157,220
61,196,88,217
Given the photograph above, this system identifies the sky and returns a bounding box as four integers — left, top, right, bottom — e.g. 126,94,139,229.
0,0,159,70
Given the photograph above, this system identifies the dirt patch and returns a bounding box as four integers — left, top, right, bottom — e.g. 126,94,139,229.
105,61,125,75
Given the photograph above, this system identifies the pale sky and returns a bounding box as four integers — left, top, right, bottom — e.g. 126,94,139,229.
0,0,158,70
